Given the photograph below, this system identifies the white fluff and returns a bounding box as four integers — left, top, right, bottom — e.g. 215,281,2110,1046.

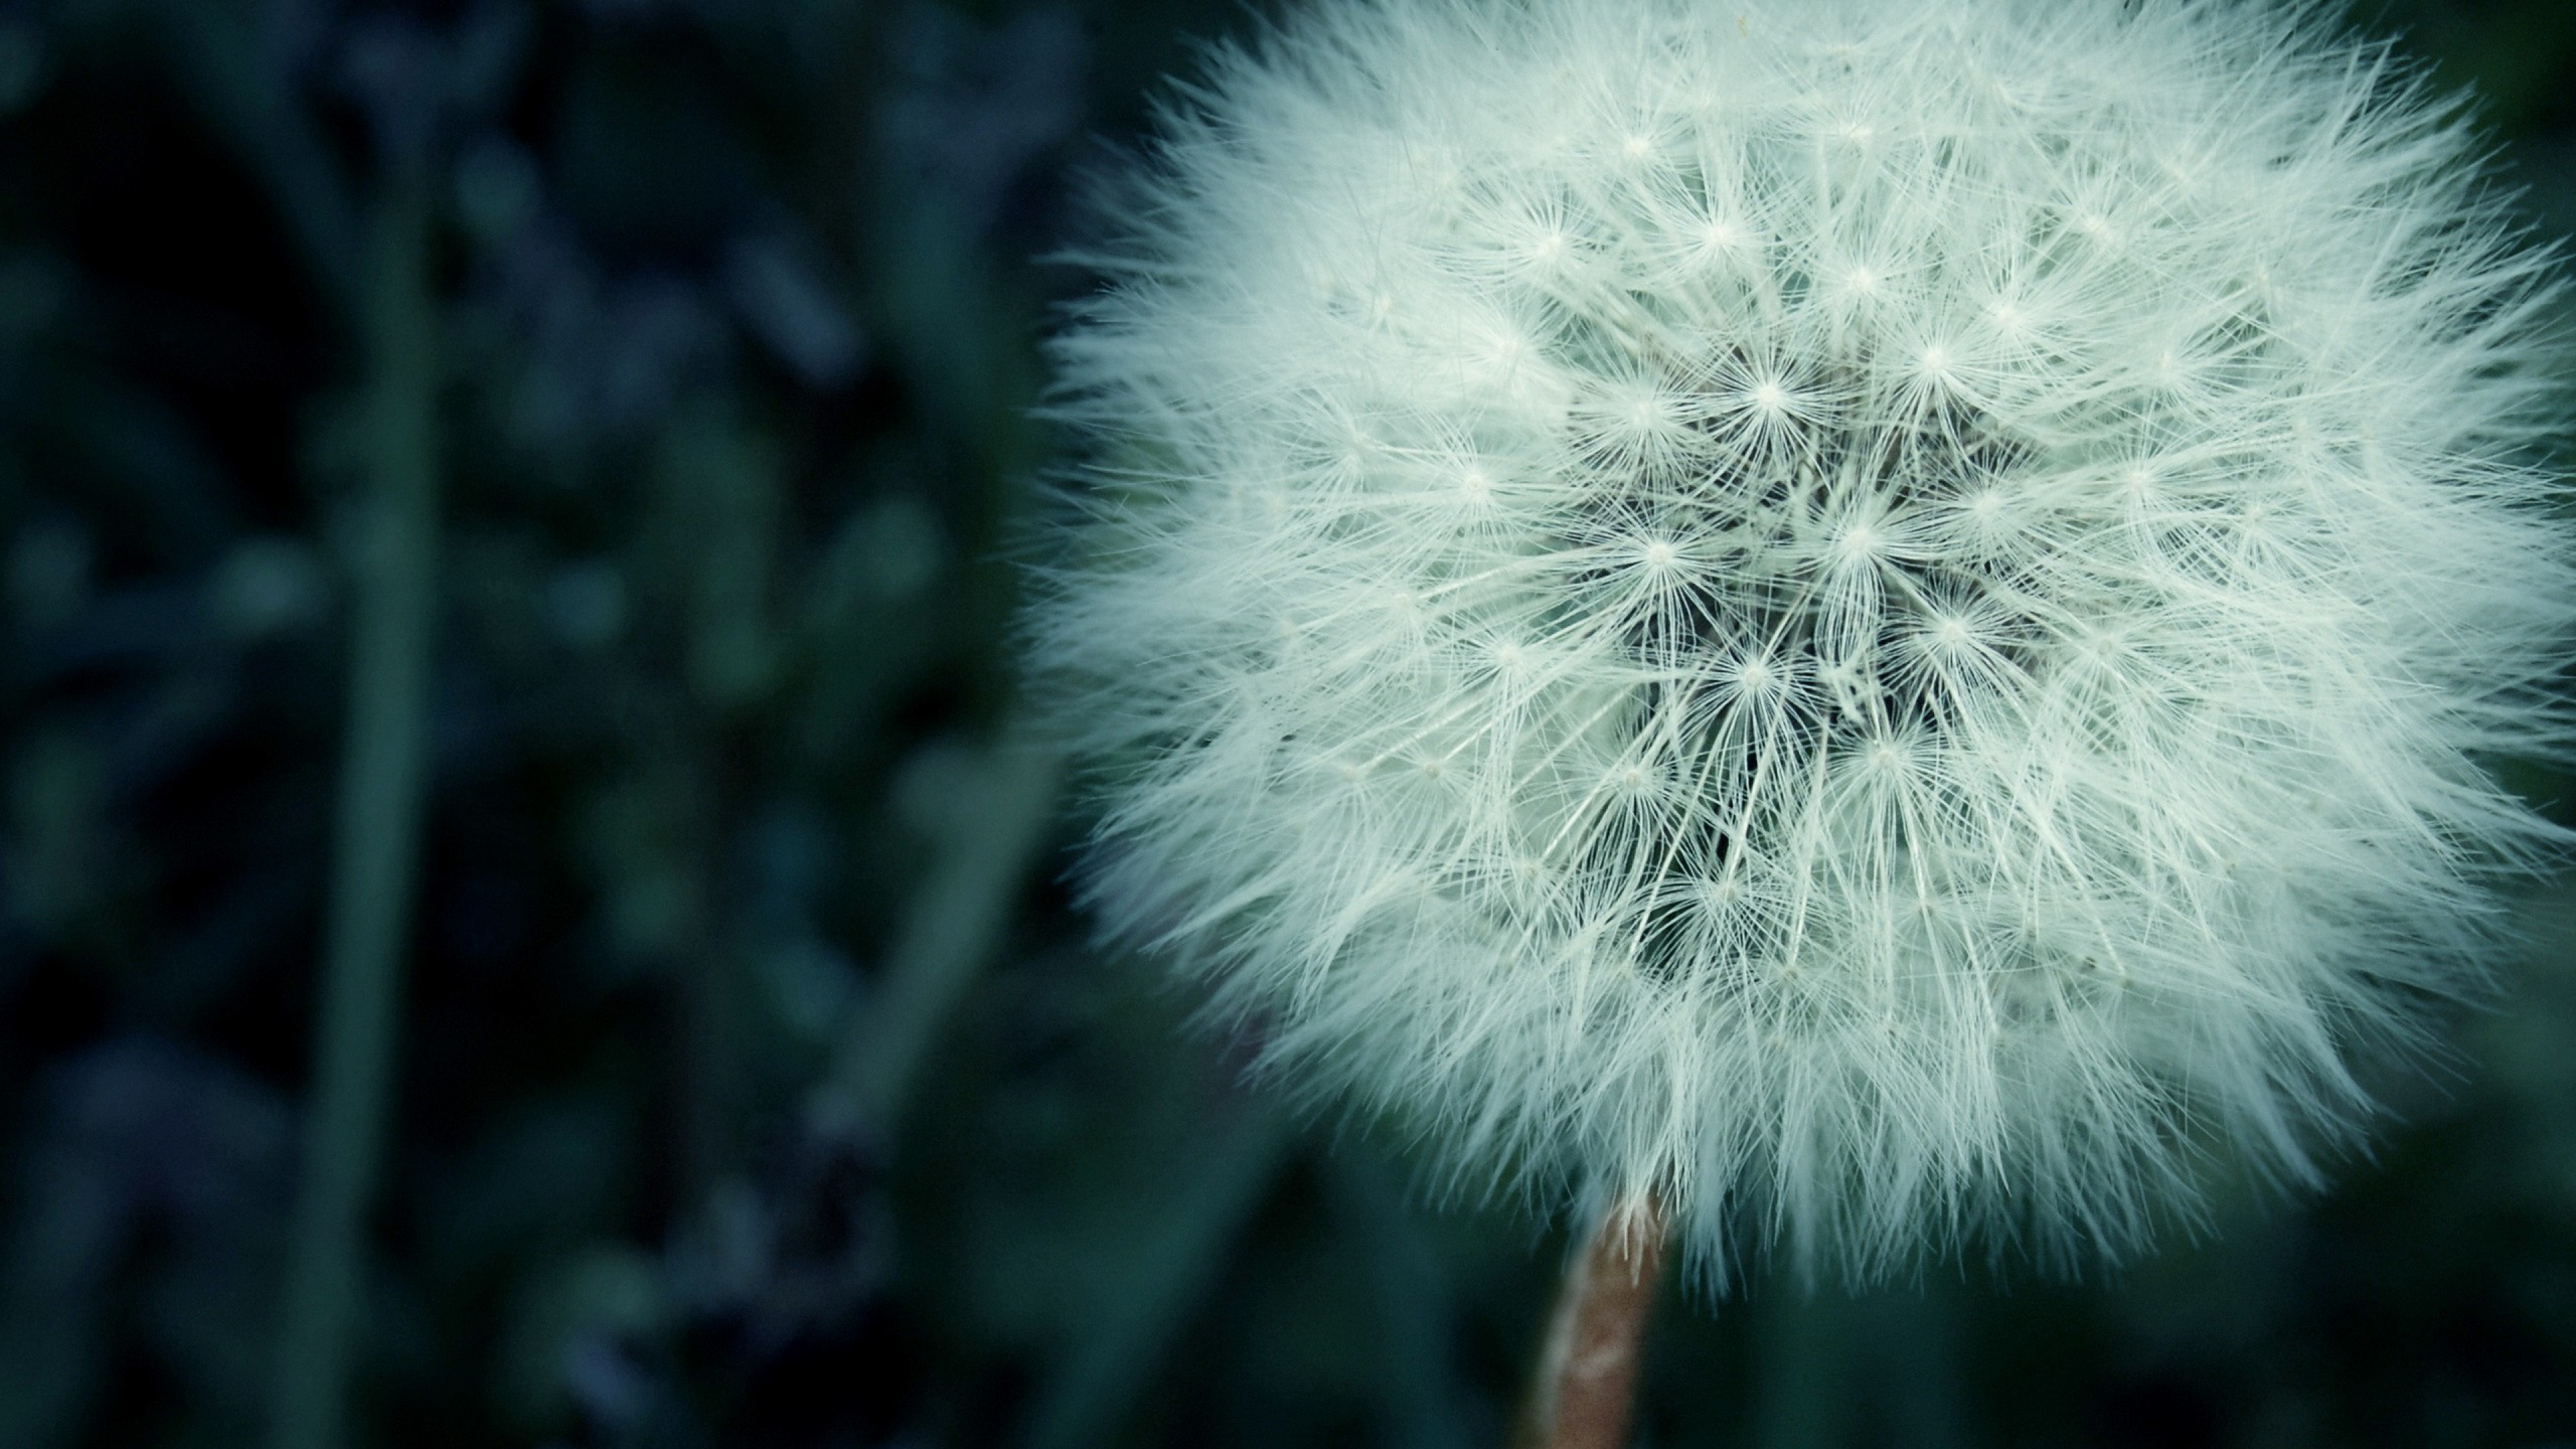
1028,0,2575,1282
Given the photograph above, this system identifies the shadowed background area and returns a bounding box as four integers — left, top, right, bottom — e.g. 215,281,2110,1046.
2,1,2575,1446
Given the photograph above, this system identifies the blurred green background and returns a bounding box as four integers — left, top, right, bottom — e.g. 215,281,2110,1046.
4,0,2576,1446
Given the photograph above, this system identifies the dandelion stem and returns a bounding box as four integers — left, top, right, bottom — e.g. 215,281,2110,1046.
1517,1191,1668,1449
267,155,439,1449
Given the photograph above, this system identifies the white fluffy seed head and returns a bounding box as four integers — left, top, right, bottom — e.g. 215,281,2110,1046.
1030,0,2576,1284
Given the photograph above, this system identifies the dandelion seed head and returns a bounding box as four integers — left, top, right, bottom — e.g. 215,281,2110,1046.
1032,0,2575,1284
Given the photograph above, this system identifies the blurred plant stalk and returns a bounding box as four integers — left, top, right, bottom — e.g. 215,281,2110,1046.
267,155,440,1449
822,740,1060,1133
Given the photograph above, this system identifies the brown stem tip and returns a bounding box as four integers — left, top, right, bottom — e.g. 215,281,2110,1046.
1517,1191,1670,1449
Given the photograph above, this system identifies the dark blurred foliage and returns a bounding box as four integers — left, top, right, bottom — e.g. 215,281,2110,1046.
1,0,2575,1446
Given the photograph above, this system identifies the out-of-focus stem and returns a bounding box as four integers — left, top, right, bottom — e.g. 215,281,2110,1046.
1022,1100,1287,1449
159,3,359,317
267,159,439,1449
1516,1191,1668,1449
820,741,1059,1133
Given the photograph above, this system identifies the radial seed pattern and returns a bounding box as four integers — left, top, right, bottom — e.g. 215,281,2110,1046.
1036,0,2573,1277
